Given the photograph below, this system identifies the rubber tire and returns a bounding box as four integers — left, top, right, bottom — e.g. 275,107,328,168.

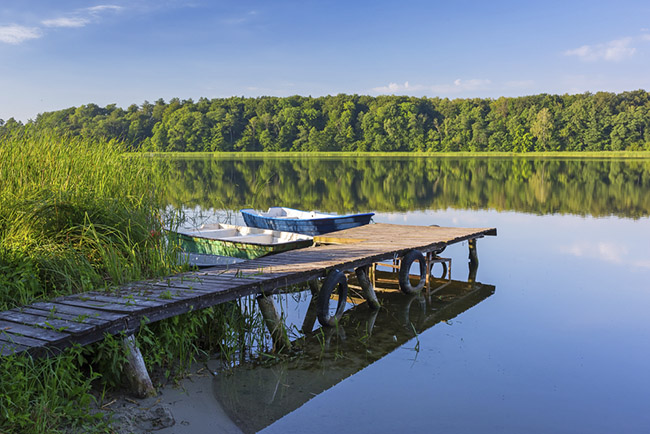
399,250,426,294
317,270,349,327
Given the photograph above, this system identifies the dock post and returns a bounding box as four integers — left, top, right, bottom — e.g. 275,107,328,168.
355,265,381,310
257,295,292,352
308,279,321,296
122,335,156,398
301,295,318,334
468,238,479,282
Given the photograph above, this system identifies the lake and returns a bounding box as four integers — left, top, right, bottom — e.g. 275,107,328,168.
155,156,650,434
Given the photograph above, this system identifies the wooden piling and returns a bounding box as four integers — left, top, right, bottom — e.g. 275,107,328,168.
355,266,380,310
257,295,292,352
122,335,156,398
468,239,478,282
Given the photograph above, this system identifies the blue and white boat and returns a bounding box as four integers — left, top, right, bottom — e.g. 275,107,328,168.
240,207,374,236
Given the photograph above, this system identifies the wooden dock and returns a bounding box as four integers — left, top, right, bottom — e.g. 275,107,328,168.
0,223,496,358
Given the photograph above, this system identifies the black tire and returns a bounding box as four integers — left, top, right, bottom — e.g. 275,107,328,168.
317,270,349,327
399,250,426,294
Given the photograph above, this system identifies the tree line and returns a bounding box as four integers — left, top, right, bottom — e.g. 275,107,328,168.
2,91,650,152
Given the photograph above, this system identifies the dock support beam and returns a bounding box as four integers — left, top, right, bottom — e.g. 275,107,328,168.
257,295,292,352
122,335,156,398
468,238,479,282
301,295,318,334
308,279,321,296
355,266,380,310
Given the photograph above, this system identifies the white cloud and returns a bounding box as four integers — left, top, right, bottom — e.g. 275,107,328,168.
41,17,89,28
372,78,491,95
86,5,123,14
0,24,41,44
2,4,123,44
560,241,650,269
565,34,650,62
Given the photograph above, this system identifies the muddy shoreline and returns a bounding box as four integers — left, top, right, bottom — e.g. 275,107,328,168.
96,361,242,434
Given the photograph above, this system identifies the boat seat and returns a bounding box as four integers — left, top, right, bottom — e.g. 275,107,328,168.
219,234,275,243
195,229,239,237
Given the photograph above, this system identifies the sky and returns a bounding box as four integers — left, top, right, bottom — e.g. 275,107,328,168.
1,0,649,122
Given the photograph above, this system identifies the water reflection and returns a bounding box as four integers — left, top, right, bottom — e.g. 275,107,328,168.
212,276,495,433
150,157,650,218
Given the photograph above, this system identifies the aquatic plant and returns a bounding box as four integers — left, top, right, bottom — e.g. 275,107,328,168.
0,131,252,432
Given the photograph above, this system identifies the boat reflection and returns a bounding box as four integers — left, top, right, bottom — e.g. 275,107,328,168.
212,275,495,433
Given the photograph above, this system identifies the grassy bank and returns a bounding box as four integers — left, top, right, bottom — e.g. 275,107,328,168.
0,132,263,433
143,150,650,159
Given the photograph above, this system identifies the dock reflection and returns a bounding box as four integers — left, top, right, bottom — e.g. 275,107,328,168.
212,276,495,433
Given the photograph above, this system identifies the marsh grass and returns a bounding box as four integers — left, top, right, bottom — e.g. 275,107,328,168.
0,131,279,433
0,131,178,309
0,131,213,433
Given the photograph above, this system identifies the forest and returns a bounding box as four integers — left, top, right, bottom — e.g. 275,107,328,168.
2,90,650,152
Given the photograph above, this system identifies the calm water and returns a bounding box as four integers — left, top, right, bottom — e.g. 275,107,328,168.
156,157,650,434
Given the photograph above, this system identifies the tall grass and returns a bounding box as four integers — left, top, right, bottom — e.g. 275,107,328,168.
0,131,185,433
0,132,274,433
0,131,180,309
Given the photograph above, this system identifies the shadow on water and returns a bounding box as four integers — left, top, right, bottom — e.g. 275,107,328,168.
212,276,495,433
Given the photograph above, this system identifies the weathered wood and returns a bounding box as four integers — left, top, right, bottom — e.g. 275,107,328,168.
256,295,291,352
0,319,69,343
355,266,380,310
29,302,128,321
20,306,110,326
0,310,95,334
0,330,49,348
0,223,496,357
122,335,156,398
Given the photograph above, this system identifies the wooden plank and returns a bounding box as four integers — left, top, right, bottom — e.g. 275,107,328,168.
19,306,110,326
0,310,95,334
131,286,216,301
0,320,69,343
29,302,127,322
54,298,151,314
152,278,236,292
0,341,29,356
0,330,49,348
68,292,169,308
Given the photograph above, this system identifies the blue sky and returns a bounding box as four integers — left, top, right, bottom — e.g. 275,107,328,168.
1,0,649,122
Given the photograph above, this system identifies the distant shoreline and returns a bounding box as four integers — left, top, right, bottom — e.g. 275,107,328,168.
140,151,650,159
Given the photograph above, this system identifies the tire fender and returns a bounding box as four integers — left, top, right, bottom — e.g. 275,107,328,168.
317,270,349,327
399,250,426,294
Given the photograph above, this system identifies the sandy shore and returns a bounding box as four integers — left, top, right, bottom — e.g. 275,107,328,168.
99,361,243,434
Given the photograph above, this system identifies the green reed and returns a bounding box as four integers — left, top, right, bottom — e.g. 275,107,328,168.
0,131,276,433
0,132,173,432
0,131,177,308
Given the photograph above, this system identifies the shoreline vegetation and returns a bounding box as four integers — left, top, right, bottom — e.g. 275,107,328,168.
0,133,265,433
144,150,650,158
2,91,650,153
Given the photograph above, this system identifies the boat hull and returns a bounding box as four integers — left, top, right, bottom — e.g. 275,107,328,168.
241,208,374,236
169,224,313,260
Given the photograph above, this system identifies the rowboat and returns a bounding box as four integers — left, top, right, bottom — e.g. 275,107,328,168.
169,223,313,260
240,207,375,236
